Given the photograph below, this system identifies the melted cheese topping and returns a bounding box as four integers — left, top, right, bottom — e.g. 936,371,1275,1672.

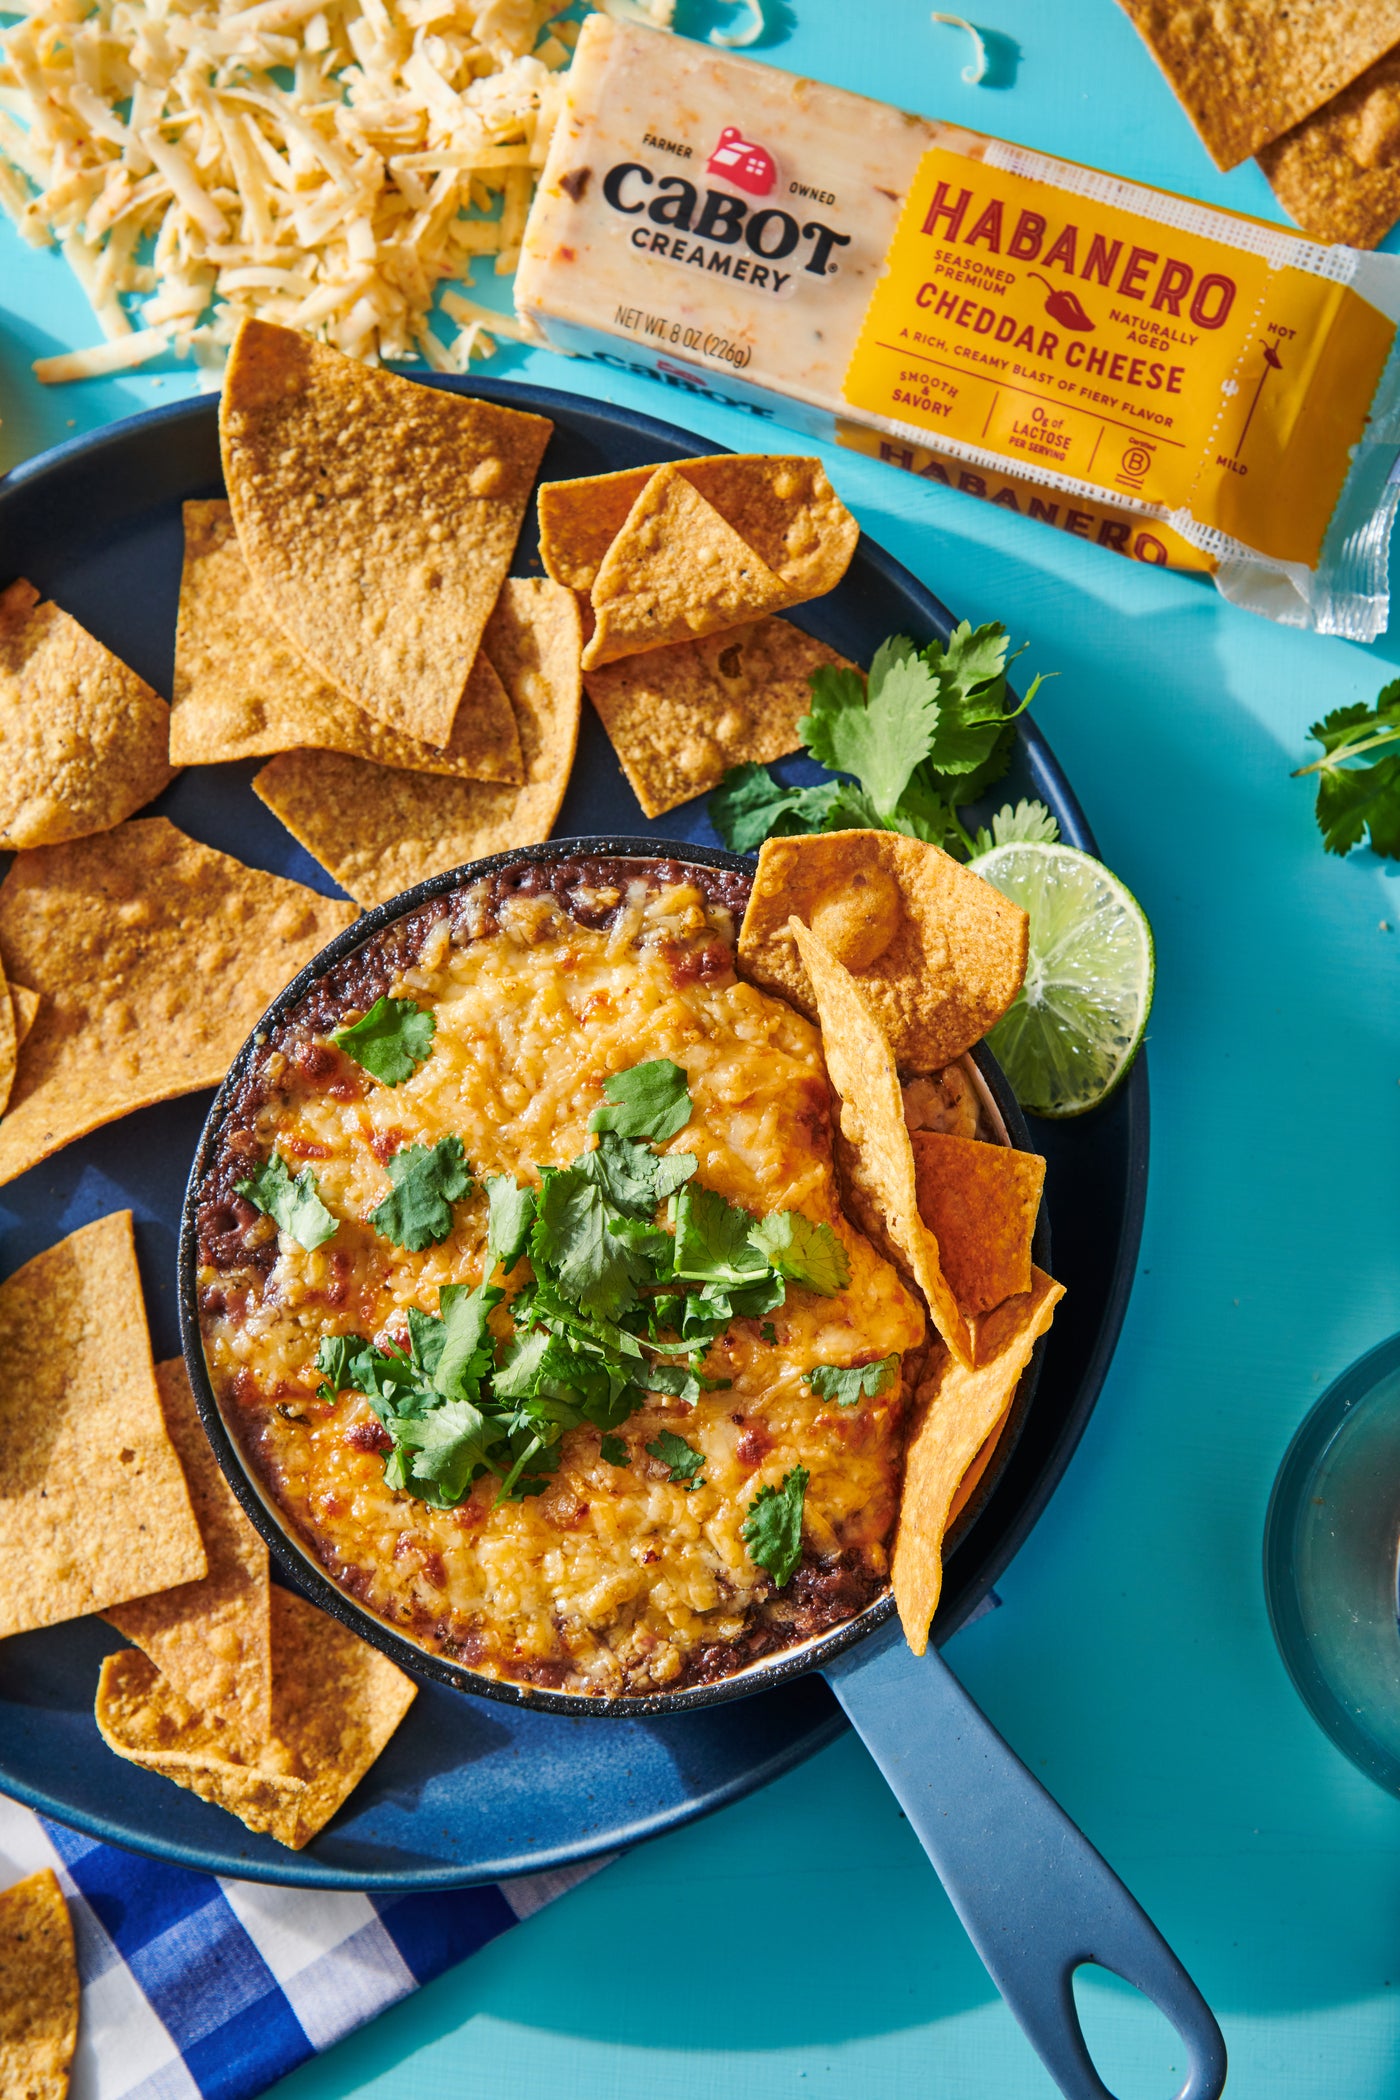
201,878,924,1695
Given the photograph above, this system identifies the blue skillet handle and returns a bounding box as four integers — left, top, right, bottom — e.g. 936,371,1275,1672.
821,1622,1227,2100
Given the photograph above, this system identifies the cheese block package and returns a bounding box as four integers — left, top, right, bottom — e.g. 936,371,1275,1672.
517,17,1400,640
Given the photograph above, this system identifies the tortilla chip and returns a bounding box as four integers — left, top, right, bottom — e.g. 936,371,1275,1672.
583,466,793,671
893,1267,1063,1654
172,503,523,783
0,817,356,1187
97,1586,417,1849
0,1211,207,1638
0,1869,78,2100
9,983,39,1052
0,952,15,1123
790,918,971,1366
539,453,858,600
911,1130,1045,1318
739,831,1028,1073
221,318,552,748
253,577,582,907
0,576,174,851
1259,49,1400,247
1117,0,1400,168
104,1359,272,1744
584,616,854,819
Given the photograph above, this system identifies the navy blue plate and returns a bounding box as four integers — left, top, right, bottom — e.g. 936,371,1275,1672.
0,382,1147,1887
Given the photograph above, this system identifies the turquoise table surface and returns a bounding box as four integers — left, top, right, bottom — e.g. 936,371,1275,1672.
6,1,1400,2093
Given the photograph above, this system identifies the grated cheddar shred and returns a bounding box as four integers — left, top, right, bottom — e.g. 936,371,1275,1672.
0,0,671,380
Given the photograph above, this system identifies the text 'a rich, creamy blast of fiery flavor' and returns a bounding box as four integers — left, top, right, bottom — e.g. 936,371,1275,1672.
516,15,1400,639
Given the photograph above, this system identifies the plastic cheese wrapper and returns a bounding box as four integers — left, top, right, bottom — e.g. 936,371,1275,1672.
517,16,1400,640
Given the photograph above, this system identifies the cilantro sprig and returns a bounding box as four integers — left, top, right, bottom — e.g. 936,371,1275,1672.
1293,680,1400,858
236,1151,337,1251
332,996,435,1086
646,1429,706,1490
370,1136,473,1251
743,1467,809,1588
806,1355,898,1406
710,623,1057,861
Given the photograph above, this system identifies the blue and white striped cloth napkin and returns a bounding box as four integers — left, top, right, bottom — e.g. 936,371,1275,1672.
0,1793,607,2100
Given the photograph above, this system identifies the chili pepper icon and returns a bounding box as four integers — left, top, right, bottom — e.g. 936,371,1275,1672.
1027,274,1095,331
1232,340,1284,458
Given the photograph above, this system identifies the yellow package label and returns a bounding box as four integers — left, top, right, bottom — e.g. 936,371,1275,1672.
844,148,1395,568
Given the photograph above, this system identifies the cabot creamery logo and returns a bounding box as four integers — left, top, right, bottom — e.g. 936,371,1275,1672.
601,133,849,295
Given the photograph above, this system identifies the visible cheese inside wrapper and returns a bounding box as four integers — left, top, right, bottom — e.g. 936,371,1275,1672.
519,14,1400,639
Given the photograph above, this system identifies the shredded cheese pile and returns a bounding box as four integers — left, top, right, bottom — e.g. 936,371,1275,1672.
0,0,671,380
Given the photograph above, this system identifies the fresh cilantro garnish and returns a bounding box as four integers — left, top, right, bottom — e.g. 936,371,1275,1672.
236,1151,337,1250
582,1130,696,1215
1294,682,1400,857
369,1136,472,1252
742,1467,809,1587
588,1059,692,1141
599,1433,630,1466
484,1172,536,1274
669,1184,768,1285
711,623,1051,861
748,1212,849,1297
532,1164,652,1321
807,1355,899,1405
315,1331,365,1397
760,1321,778,1343
646,1429,706,1489
970,797,1061,855
331,996,435,1085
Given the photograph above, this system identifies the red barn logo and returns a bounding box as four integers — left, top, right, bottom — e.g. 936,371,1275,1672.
706,126,776,197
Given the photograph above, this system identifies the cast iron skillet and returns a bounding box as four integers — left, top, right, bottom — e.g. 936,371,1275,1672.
181,837,1226,2100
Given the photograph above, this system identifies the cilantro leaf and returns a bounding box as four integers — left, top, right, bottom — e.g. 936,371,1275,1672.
331,996,435,1086
369,1135,472,1252
1299,686,1400,858
582,1130,697,1215
760,1321,778,1343
801,641,941,816
393,1398,496,1506
236,1151,338,1250
971,798,1060,855
484,1173,536,1274
532,1165,650,1320
588,1059,692,1141
646,1428,707,1490
599,1432,630,1466
670,1184,769,1285
806,1355,899,1405
710,764,845,852
433,1281,500,1403
742,1467,809,1587
315,1332,367,1395
748,1211,849,1296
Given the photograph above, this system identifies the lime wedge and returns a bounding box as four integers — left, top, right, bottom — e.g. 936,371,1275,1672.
967,841,1154,1118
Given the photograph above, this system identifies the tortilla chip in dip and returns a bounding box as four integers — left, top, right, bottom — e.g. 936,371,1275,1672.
105,1359,272,1745
97,1587,417,1849
221,318,552,748
540,453,859,602
0,1868,78,2100
1117,0,1400,169
893,1267,1063,1653
0,817,355,1187
172,503,523,782
739,831,1028,1073
0,577,174,851
585,617,854,819
790,917,972,1367
0,1211,207,1638
254,577,581,907
583,465,792,670
911,1130,1045,1318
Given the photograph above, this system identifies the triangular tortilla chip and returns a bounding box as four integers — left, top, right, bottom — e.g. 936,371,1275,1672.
0,1868,78,2100
0,1211,207,1637
540,453,858,600
253,577,582,907
8,983,38,1052
892,1268,1063,1654
1258,49,1400,248
739,831,1028,1072
172,503,523,782
911,1130,1045,1317
0,577,175,851
105,1359,272,1744
96,1586,417,1850
0,818,356,1187
582,465,793,670
584,616,854,819
790,918,972,1366
221,318,552,747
